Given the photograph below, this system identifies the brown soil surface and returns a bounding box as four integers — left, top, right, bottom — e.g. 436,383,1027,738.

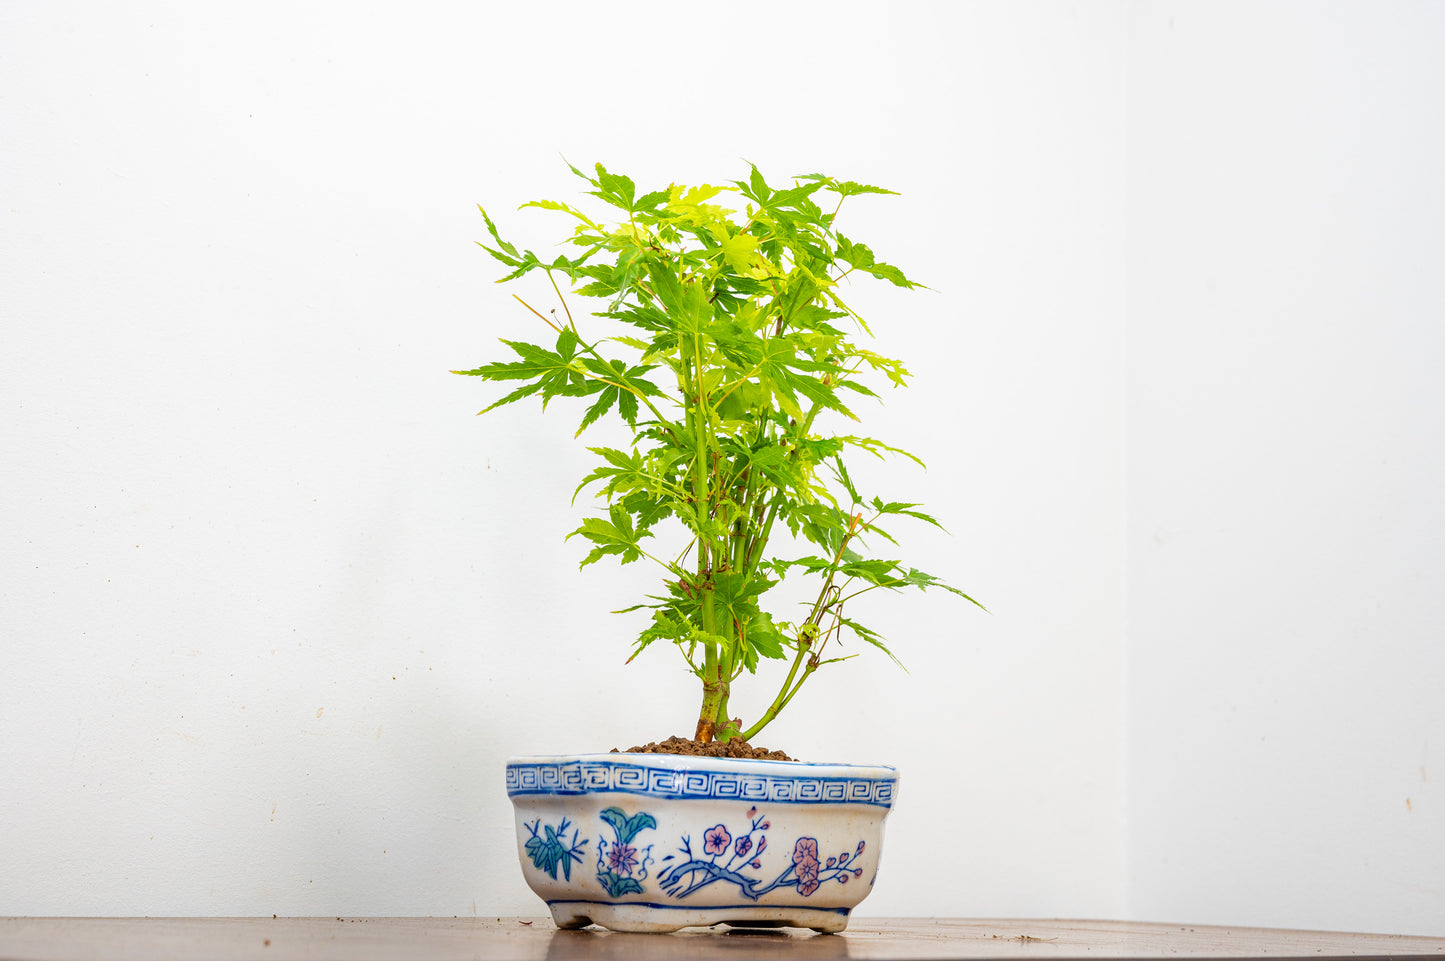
610,734,795,762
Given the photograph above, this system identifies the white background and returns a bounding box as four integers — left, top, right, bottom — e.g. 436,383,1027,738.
1,0,1439,936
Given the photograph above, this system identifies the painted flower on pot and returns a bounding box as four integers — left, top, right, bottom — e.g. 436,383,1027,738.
658,808,865,901
703,824,731,857
595,807,656,898
606,842,639,877
792,837,821,896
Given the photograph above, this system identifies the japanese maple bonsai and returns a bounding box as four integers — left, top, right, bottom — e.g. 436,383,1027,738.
456,161,978,749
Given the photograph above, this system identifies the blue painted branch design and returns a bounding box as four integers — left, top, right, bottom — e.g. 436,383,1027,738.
523,817,588,881
595,806,656,898
657,806,866,901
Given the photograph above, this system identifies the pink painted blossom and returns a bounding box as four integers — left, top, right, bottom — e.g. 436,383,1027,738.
606,842,638,876
791,837,821,897
703,824,732,857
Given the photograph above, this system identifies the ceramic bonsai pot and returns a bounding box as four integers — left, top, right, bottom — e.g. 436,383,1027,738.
505,753,899,933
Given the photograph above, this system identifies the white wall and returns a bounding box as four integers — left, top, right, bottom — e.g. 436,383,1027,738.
1,2,1127,920
1125,2,1445,935
5,0,1440,935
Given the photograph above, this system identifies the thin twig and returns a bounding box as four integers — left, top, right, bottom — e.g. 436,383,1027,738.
513,294,562,332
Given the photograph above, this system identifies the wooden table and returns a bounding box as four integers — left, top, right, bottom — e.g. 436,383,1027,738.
3,917,1443,960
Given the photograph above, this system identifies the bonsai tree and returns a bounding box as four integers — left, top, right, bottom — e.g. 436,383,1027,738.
456,162,979,745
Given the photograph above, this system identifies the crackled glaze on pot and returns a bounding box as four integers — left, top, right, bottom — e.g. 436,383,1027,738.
505,753,898,933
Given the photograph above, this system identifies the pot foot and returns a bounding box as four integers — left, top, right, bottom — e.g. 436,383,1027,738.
546,901,851,934
549,909,593,930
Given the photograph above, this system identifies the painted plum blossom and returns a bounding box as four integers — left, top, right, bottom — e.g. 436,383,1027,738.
657,808,866,902
792,837,821,896
703,824,731,857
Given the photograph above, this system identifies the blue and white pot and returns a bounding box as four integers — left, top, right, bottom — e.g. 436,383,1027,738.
505,753,898,933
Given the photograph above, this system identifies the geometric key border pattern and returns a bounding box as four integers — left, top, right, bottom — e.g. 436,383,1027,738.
505,759,896,808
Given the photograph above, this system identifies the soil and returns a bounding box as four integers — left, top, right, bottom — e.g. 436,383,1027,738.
610,734,795,762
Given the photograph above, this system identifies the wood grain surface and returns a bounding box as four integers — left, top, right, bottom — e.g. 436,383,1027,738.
3,916,1443,961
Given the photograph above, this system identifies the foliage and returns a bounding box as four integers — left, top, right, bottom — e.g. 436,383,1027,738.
456,162,981,742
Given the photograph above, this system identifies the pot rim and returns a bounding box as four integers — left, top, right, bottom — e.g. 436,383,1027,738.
507,753,895,775
506,754,899,809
